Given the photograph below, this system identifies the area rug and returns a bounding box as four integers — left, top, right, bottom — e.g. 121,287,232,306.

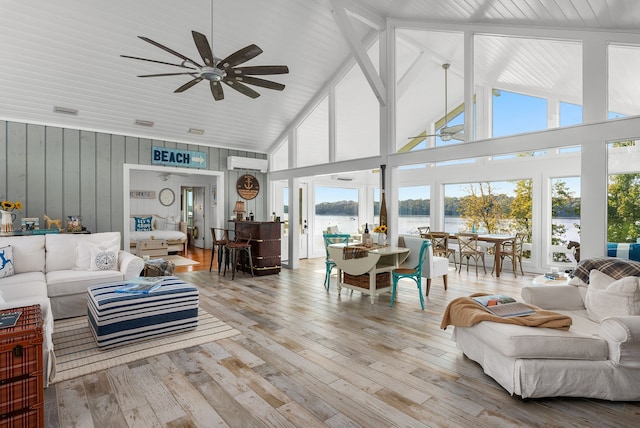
51,309,239,383
162,254,200,266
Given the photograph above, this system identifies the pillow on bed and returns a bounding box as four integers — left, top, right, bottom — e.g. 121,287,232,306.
153,216,167,231
134,216,153,232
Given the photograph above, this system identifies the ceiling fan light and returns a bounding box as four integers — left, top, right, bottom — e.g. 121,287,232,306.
440,133,452,142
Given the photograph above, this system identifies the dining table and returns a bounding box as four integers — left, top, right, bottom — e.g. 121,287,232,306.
472,234,516,278
328,244,410,304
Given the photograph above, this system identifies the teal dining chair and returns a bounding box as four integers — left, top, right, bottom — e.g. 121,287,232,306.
323,233,351,290
390,240,431,310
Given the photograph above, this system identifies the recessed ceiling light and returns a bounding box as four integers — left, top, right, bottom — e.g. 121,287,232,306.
134,119,154,127
188,128,204,135
53,106,78,115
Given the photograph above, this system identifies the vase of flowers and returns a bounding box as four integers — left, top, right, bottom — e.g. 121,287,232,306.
373,224,387,246
0,200,22,236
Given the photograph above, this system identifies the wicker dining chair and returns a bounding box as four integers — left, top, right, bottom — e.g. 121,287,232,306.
492,232,526,277
426,231,457,270
456,232,486,275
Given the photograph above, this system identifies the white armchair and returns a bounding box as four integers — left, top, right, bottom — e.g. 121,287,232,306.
398,235,449,295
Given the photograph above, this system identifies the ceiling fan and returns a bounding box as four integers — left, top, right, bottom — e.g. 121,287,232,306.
121,30,289,101
409,63,464,142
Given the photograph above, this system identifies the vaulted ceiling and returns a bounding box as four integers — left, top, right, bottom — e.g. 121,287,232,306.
1,0,639,154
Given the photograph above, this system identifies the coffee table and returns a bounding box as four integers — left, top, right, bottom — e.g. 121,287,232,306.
87,277,199,349
532,275,569,286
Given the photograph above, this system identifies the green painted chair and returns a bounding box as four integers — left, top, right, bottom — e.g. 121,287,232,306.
323,233,351,290
390,240,431,310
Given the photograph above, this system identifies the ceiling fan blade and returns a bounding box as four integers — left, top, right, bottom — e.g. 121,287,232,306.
236,76,285,91
453,134,465,141
233,65,289,76
441,124,464,134
174,77,203,93
138,36,201,67
223,78,260,98
219,44,263,69
408,133,437,139
191,31,215,66
120,55,196,70
138,72,196,78
210,81,224,101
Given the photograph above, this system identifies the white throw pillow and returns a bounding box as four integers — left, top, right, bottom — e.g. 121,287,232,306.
585,270,640,323
75,241,119,271
89,244,119,271
0,245,15,279
153,216,167,231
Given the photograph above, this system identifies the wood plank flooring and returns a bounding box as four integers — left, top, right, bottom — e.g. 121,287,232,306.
44,246,640,427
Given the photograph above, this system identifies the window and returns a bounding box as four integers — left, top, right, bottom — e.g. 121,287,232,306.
608,44,640,119
297,97,329,167
314,186,359,235
492,90,547,137
550,177,581,263
397,186,430,235
608,140,640,244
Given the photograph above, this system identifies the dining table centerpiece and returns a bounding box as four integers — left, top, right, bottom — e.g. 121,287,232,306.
374,224,388,246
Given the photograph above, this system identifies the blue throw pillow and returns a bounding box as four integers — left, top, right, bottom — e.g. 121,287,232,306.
0,245,15,279
134,217,153,232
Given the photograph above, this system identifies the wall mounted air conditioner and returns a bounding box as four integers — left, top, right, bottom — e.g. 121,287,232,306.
227,156,268,173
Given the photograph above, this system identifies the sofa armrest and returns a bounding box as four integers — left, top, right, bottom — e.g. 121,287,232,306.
118,250,145,280
521,285,585,310
600,316,640,367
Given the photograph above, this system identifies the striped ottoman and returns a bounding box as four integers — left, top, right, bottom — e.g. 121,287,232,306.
87,277,199,349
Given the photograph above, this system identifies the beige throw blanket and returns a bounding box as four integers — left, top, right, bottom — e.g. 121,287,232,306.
440,293,572,330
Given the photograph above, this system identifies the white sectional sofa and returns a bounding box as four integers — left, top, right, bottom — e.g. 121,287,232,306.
0,232,144,386
452,258,640,400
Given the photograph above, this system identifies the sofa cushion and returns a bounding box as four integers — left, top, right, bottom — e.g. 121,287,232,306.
0,245,14,278
585,270,640,323
461,312,608,360
0,235,45,274
0,272,48,301
46,232,120,272
46,270,124,298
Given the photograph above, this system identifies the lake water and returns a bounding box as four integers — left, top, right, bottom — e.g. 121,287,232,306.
315,215,581,242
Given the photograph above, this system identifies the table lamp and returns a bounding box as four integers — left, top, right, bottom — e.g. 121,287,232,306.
233,200,246,221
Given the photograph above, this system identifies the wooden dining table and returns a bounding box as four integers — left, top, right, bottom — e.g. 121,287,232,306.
328,244,410,304
459,234,516,278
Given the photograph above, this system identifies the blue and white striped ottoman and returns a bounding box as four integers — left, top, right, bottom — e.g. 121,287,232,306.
87,277,199,349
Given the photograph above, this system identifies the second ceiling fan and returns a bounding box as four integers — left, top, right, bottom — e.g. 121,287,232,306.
411,63,464,142
122,30,289,101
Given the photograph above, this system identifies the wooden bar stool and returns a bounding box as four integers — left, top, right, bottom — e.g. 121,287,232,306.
209,228,230,273
224,230,254,279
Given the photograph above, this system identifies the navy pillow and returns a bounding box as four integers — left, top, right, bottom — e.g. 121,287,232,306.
134,216,153,232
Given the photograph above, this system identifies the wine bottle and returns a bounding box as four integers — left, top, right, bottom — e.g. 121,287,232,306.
380,164,388,231
364,223,369,234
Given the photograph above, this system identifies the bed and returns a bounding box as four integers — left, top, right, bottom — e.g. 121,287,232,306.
129,214,188,254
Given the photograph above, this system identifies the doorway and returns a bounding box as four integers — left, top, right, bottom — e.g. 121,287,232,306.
181,186,206,249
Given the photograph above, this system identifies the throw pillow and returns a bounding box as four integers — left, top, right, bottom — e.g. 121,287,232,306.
89,244,119,271
134,216,153,232
585,270,640,323
153,215,167,231
0,245,15,279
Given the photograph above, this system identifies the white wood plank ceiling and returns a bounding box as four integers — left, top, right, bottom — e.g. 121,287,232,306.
0,0,638,154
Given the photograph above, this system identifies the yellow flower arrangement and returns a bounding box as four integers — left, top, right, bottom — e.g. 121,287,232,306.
1,200,22,212
373,224,387,234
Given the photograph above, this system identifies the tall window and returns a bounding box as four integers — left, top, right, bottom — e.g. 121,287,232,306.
397,186,430,235
608,44,640,119
297,97,329,167
314,186,359,235
550,177,581,263
608,140,640,244
492,90,547,137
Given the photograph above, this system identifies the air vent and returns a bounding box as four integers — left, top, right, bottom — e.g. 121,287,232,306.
188,128,204,135
134,119,154,127
53,106,78,115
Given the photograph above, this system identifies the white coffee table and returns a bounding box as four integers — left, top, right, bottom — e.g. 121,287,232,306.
532,275,569,286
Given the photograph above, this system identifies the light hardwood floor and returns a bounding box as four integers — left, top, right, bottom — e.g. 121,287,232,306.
44,247,640,427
